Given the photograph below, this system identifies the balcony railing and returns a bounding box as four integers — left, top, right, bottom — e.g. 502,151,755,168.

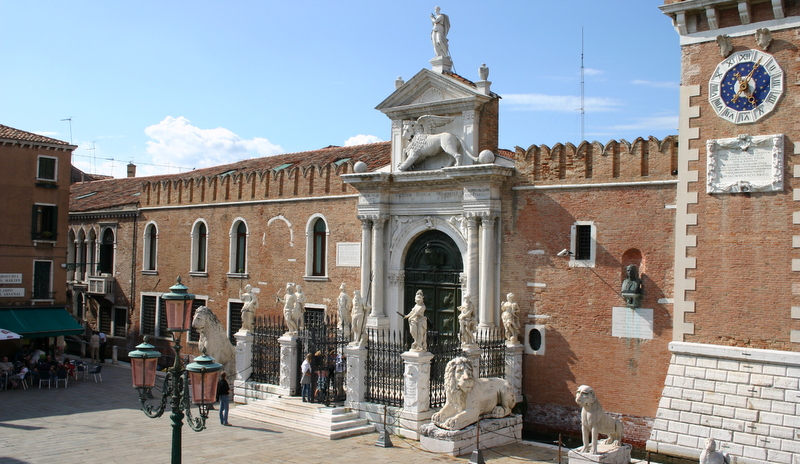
87,276,115,301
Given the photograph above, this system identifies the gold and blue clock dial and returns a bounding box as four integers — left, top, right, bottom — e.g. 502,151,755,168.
709,50,783,124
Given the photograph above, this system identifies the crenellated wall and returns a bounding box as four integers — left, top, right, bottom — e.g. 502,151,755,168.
140,161,357,207
513,136,678,184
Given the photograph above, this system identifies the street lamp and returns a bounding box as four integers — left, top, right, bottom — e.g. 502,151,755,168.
130,277,222,464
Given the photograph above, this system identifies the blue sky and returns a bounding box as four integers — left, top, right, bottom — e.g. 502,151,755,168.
1,1,679,178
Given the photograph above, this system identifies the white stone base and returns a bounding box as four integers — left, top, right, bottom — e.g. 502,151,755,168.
419,415,522,456
568,444,631,464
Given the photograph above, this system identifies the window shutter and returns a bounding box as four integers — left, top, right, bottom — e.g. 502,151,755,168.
31,205,39,237
50,206,58,237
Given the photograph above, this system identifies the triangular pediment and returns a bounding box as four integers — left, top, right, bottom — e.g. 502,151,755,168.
375,69,491,120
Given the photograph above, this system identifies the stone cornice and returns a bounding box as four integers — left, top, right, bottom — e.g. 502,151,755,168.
342,164,513,190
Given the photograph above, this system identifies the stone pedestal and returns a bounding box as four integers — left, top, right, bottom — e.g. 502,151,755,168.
234,329,254,381
345,344,367,405
419,415,522,456
278,334,298,396
402,350,433,414
568,445,631,464
505,343,523,403
462,344,481,380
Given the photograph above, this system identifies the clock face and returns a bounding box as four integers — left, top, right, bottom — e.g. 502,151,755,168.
708,50,784,124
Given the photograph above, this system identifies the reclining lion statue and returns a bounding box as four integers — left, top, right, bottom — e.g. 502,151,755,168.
431,356,516,430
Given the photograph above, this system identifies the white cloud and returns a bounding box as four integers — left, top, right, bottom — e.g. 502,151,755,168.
631,79,678,89
503,93,622,113
584,68,604,76
344,134,383,146
143,116,283,176
606,115,679,133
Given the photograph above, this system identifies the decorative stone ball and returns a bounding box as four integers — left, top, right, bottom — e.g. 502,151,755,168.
478,150,495,164
353,161,368,173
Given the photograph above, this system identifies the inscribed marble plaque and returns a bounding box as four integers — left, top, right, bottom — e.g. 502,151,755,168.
612,307,653,339
706,134,783,194
336,243,361,267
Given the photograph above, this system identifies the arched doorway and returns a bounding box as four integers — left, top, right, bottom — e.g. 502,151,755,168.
403,230,463,344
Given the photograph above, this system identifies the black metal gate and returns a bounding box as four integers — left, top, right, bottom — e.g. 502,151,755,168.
297,309,348,405
251,315,285,384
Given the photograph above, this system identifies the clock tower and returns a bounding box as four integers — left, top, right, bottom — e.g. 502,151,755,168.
650,2,800,462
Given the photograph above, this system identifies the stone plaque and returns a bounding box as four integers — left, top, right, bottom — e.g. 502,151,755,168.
0,273,22,284
336,243,361,267
464,187,491,201
612,307,653,339
707,134,783,194
392,190,461,204
0,288,25,297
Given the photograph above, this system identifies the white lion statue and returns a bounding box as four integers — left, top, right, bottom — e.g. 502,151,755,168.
397,115,477,171
575,385,623,454
431,356,516,430
191,306,236,378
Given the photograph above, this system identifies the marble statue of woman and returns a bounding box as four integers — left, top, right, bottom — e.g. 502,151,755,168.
430,6,450,58
405,290,427,351
501,292,520,344
294,285,306,330
458,293,476,346
239,284,257,332
337,283,352,336
277,283,298,335
350,290,367,346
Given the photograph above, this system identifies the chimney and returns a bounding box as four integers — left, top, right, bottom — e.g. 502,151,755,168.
127,162,136,178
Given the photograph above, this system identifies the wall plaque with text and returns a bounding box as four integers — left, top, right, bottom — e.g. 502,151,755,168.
336,243,361,267
707,134,783,194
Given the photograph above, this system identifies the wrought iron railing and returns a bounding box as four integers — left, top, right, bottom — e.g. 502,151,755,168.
478,327,506,379
297,314,348,405
364,328,405,407
250,315,285,385
429,331,461,409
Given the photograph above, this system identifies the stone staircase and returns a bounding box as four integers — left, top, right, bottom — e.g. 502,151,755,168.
229,396,375,440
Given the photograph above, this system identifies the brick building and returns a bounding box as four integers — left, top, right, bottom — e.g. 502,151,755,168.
0,124,83,354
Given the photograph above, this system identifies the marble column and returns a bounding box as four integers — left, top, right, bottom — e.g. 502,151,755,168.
345,345,367,406
505,343,524,403
278,334,299,396
465,216,479,301
234,329,254,381
402,350,433,414
369,216,387,324
479,216,496,327
360,218,372,307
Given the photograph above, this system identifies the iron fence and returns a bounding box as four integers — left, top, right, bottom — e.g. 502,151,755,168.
250,315,285,384
429,330,461,409
478,327,506,379
364,328,405,407
297,311,348,406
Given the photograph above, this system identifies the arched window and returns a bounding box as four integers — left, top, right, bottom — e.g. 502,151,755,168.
144,223,158,271
191,221,208,273
98,228,115,274
230,220,247,274
312,218,326,276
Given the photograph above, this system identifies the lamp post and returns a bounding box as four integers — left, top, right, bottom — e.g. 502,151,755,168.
130,277,222,464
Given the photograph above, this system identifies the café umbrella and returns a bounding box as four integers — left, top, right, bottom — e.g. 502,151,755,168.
0,329,21,340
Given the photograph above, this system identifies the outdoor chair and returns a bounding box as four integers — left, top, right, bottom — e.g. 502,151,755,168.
75,362,88,381
88,365,103,383
55,370,68,388
38,372,52,389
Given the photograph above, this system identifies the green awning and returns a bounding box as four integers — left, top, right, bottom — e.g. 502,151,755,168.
0,307,84,338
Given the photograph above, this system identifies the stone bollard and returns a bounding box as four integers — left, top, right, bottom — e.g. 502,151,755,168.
112,345,118,364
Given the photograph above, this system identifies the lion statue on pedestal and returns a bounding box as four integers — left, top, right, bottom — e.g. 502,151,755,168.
431,356,516,430
575,385,623,455
191,306,236,378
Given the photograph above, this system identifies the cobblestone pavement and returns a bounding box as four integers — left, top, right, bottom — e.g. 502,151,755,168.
0,358,574,464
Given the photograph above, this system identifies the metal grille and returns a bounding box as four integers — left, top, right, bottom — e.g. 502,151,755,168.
228,302,243,345
251,315,285,384
364,328,405,407
429,330,461,409
141,295,156,336
478,327,506,378
297,311,348,405
114,307,127,337
576,224,592,260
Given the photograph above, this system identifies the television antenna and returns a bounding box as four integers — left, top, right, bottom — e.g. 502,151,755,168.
580,27,585,142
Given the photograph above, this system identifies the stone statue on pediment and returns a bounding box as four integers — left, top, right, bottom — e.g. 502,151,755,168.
430,6,450,58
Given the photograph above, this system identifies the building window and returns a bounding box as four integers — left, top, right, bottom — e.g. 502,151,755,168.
305,215,329,279
98,228,115,274
99,306,112,335
230,220,247,274
228,301,243,345
37,156,57,181
113,306,127,338
141,294,158,337
32,260,53,300
31,204,58,240
191,221,208,273
143,223,158,272
570,222,597,268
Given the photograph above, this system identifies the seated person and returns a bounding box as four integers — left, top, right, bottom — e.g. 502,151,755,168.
8,365,28,389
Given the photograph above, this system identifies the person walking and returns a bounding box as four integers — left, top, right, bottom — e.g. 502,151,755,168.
217,372,231,426
98,331,107,363
89,332,100,364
